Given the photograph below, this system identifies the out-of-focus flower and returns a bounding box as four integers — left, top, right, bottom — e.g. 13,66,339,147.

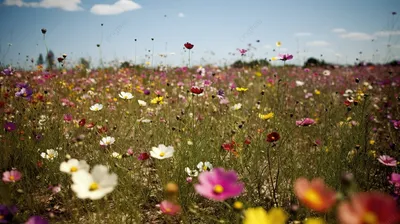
237,48,248,55
150,96,163,104
259,112,274,120
276,41,282,47
296,81,305,86
41,149,58,160
1,67,14,76
160,200,181,215
197,161,213,172
296,118,316,126
194,168,244,201
4,122,16,132
25,216,49,224
118,92,134,100
60,159,90,174
138,152,150,161
337,192,399,224
184,42,194,50
266,132,280,142
236,87,248,92
138,100,147,107
2,170,22,183
0,205,18,223
378,155,397,166
322,70,331,76
232,103,242,110
304,217,326,224
391,120,400,129
243,207,288,224
185,167,199,177
100,136,115,147
294,177,337,212
71,165,118,200
190,86,204,95
90,103,103,111
278,54,293,61
389,173,400,187
150,144,174,159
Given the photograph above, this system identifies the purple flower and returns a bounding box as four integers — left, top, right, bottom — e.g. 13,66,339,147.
217,89,225,99
15,85,33,99
143,89,151,95
194,168,244,201
378,155,397,167
4,122,16,132
278,54,293,61
0,205,17,223
391,120,400,129
25,216,48,224
296,118,316,126
389,173,400,187
1,67,14,76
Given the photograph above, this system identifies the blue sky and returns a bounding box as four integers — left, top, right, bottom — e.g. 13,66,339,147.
0,0,399,68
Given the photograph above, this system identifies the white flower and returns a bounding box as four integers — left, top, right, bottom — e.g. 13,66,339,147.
232,103,242,110
197,161,213,172
185,167,199,177
100,136,115,146
343,89,354,97
90,103,103,111
71,165,118,200
322,70,331,76
118,92,134,100
137,100,147,107
111,152,122,159
60,159,90,174
150,144,174,159
41,149,59,160
295,80,305,86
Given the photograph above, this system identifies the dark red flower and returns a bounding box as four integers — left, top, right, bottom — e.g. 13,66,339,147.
184,42,194,50
79,119,86,127
138,152,150,161
266,132,280,142
244,138,251,145
41,28,47,34
86,122,95,129
222,141,236,151
57,57,64,63
190,86,204,95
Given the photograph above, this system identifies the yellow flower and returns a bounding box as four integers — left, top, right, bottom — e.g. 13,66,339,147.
271,57,278,61
145,61,151,65
314,89,321,95
233,201,243,210
276,41,282,47
369,140,375,145
151,96,163,104
368,150,377,158
259,112,274,120
244,207,288,224
236,87,248,92
255,72,262,77
304,217,326,224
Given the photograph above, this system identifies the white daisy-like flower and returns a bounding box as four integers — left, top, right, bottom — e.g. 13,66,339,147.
137,100,147,107
118,92,134,100
295,80,305,86
111,152,122,159
232,103,242,110
60,159,90,174
197,161,213,172
322,70,331,76
41,149,59,160
71,165,118,200
150,144,174,159
343,89,354,97
184,167,199,177
90,103,103,111
100,136,115,146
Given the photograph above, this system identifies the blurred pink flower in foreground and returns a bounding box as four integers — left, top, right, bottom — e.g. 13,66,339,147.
338,192,399,224
378,155,397,167
296,118,316,126
2,170,22,183
160,200,181,215
195,168,244,201
389,173,400,187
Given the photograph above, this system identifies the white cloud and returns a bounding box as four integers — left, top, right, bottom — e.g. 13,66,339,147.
178,12,185,17
4,0,83,11
306,40,330,47
374,30,400,37
90,0,141,15
332,28,346,33
295,32,312,37
339,32,374,40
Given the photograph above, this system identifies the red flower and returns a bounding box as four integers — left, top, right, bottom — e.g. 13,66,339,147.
190,86,204,95
57,57,64,63
184,42,194,50
244,138,251,145
86,122,95,129
79,119,86,127
222,141,236,151
266,132,280,142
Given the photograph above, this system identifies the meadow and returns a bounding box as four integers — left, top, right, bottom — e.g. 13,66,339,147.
1,53,400,223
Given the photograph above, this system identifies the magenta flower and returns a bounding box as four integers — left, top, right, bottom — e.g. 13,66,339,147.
4,122,16,132
237,48,247,56
389,173,400,187
378,155,397,167
391,120,400,129
2,170,22,183
25,216,49,224
296,118,316,126
63,114,73,122
194,167,244,201
159,200,181,215
278,54,293,61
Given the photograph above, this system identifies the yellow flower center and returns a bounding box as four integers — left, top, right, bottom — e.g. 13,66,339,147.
213,184,224,194
89,182,99,191
362,212,378,224
106,140,111,145
48,154,54,159
304,189,323,208
203,165,208,171
9,175,15,181
159,152,165,157
233,201,243,210
70,166,78,172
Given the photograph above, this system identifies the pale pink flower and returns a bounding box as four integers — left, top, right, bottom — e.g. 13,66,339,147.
2,170,22,183
378,155,397,167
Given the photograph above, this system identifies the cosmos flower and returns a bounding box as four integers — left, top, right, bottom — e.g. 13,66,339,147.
232,103,242,110
1,67,14,76
138,100,147,107
90,103,103,111
337,192,399,224
60,159,90,174
184,42,194,50
150,144,174,159
2,170,22,183
41,149,59,160
296,118,316,126
190,86,204,95
391,120,400,129
322,70,331,76
295,81,305,86
378,155,397,166
266,132,280,142
118,92,134,100
15,86,33,99
294,177,337,212
389,173,400,187
278,54,293,61
194,168,244,201
71,165,118,200
243,207,288,224
197,161,213,172
185,167,199,177
100,136,115,147
138,152,150,161
4,122,16,132
0,205,18,223
160,200,181,216
25,216,49,224
237,48,248,56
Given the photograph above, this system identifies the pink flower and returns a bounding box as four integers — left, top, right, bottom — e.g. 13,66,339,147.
278,54,293,61
296,118,316,126
127,148,134,156
391,120,400,129
2,170,22,183
389,173,400,187
378,155,397,167
237,48,247,56
160,200,181,215
194,168,244,201
63,114,73,122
